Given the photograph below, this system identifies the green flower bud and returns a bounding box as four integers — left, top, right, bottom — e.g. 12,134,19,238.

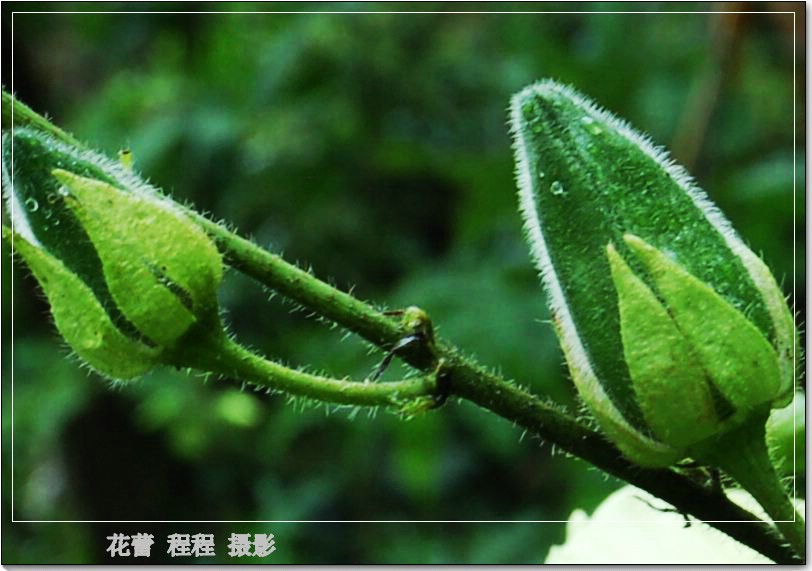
510,80,799,467
3,127,223,378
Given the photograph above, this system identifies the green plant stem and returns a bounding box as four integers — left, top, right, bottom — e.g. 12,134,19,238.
693,414,805,556
2,91,81,147
1,90,801,564
172,329,436,407
197,216,426,363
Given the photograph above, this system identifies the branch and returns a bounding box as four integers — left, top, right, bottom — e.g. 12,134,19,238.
169,329,437,407
1,90,800,564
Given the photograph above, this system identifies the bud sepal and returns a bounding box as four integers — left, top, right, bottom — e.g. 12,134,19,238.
4,227,159,379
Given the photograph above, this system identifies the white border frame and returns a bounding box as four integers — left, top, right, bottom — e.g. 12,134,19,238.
5,7,799,526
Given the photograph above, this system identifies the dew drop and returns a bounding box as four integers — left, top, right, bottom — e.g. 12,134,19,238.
581,115,603,135
550,180,567,196
538,170,546,180
46,192,60,204
57,186,70,198
24,198,39,212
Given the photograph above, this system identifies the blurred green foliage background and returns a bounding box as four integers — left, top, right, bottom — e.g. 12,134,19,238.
1,2,803,563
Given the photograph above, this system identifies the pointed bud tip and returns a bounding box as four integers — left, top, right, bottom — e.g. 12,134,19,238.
51,167,71,178
51,168,78,186
50,169,85,207
605,242,620,263
622,233,649,252
605,242,631,284
51,168,110,197
622,233,666,274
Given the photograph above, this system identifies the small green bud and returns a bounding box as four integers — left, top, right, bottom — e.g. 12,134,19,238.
511,80,799,467
3,127,224,378
3,227,159,379
401,306,435,346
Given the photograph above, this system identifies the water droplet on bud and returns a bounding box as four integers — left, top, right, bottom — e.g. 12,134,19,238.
581,115,603,135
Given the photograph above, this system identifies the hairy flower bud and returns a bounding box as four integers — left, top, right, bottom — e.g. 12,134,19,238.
510,80,798,467
3,127,223,379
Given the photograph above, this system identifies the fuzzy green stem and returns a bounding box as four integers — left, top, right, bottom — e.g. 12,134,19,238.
693,414,805,557
2,91,81,147
175,330,437,407
197,216,433,363
1,90,801,564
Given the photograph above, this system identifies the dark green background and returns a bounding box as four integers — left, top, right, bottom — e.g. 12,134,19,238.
1,2,803,564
